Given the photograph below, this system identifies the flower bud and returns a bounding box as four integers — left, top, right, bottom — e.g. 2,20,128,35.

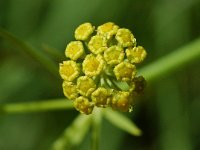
114,62,136,81
91,87,112,107
59,60,80,81
74,96,94,115
65,41,85,61
75,22,94,41
115,28,136,47
88,35,107,54
62,81,78,100
104,45,124,65
111,91,132,112
77,76,96,97
97,22,119,39
82,54,104,77
126,46,147,63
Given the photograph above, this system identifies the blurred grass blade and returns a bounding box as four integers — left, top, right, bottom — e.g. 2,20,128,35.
42,43,65,61
52,114,92,150
139,38,200,83
0,99,73,114
103,109,142,136
0,28,59,78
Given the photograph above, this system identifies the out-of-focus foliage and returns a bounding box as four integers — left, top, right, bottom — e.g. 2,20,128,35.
0,0,200,150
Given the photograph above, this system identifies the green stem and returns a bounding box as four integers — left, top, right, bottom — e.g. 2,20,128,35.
0,99,73,114
0,28,59,78
105,76,122,90
91,108,102,150
139,38,200,83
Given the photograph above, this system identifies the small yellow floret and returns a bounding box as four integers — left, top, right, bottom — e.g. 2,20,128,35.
111,91,132,112
62,81,78,100
88,35,107,54
77,76,96,97
74,96,94,115
104,45,124,65
82,54,104,77
59,60,80,81
126,46,147,63
97,22,119,39
114,62,136,81
116,28,136,47
75,22,94,40
91,87,112,107
65,41,84,60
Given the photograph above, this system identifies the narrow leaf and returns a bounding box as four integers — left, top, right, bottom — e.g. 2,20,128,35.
103,109,142,136
52,114,92,150
0,99,73,114
139,38,200,83
0,28,59,78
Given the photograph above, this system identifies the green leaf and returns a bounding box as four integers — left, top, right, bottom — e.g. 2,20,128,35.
139,38,200,83
0,28,58,78
51,114,92,150
0,99,73,114
103,109,142,136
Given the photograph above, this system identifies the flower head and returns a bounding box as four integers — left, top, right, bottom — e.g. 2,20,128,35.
59,22,147,114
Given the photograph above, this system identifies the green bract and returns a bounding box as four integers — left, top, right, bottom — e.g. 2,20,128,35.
59,22,147,114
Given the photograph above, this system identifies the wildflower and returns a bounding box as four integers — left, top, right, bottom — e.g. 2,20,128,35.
114,62,136,81
88,35,107,54
74,96,94,115
97,22,119,39
65,41,85,61
62,81,78,100
104,46,124,65
75,22,94,41
59,60,80,81
126,46,147,63
82,54,104,77
77,76,96,97
115,28,136,47
59,22,147,114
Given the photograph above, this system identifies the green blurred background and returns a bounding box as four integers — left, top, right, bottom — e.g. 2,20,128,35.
0,0,200,150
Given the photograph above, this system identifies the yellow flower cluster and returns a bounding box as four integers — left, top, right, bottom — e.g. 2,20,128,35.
59,22,147,115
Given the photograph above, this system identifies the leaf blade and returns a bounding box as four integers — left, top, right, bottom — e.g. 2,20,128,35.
104,109,142,136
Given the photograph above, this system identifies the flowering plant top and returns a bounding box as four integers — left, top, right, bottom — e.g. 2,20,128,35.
59,22,147,114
